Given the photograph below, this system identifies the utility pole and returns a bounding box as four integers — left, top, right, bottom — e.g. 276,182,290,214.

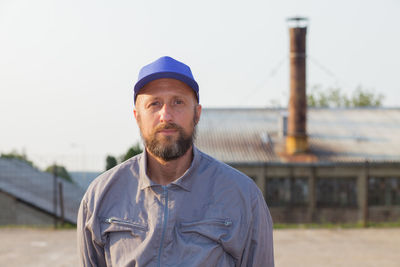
52,163,58,228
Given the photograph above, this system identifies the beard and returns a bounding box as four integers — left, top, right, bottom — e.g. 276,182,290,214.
138,113,198,161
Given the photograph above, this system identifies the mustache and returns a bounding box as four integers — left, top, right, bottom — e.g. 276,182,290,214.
154,123,183,132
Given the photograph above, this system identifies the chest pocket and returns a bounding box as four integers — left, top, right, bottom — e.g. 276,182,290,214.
101,217,148,266
179,218,233,245
102,217,148,239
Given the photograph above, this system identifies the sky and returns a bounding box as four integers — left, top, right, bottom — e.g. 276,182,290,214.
1,0,399,171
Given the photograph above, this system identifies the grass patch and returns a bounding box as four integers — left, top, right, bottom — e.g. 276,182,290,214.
365,221,400,228
0,222,76,230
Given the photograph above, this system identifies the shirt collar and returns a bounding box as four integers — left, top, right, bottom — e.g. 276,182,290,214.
138,149,154,190
170,145,200,191
138,145,201,192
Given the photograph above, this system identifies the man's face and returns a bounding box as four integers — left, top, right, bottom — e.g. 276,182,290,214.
134,78,201,161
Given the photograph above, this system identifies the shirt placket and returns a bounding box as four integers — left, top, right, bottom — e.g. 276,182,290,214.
157,185,169,267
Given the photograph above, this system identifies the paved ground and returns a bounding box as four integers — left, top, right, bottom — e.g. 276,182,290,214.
0,228,399,266
274,228,400,267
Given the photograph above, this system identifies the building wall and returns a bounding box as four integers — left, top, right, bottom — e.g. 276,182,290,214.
234,163,400,224
0,191,54,225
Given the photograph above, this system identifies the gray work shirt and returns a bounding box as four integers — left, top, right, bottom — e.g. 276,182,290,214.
77,146,274,267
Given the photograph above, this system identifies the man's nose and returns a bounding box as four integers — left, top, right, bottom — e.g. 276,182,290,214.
159,104,173,122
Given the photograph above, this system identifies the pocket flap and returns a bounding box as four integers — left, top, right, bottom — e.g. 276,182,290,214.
180,218,232,243
101,217,148,236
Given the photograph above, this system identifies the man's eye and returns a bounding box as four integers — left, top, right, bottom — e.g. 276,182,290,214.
149,101,160,107
174,99,184,105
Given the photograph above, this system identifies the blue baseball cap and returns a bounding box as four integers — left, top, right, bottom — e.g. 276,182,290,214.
134,56,199,104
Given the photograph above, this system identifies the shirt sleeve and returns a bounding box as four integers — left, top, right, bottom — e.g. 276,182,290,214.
240,188,275,267
77,199,107,267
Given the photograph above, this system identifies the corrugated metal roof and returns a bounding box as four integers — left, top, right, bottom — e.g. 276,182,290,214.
195,108,400,164
0,158,85,223
196,108,281,163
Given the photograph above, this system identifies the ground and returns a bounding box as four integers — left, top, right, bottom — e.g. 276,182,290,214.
0,228,399,266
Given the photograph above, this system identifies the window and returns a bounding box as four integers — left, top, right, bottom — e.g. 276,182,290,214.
316,178,357,207
369,177,400,206
265,177,308,206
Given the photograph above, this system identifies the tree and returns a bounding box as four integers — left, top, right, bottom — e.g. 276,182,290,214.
104,142,143,171
307,85,384,107
45,164,74,183
1,151,34,168
350,87,384,107
105,155,118,171
121,143,143,162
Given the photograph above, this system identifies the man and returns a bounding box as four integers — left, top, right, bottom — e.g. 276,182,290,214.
77,56,274,266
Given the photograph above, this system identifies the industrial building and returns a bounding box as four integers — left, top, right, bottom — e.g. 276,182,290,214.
195,17,400,224
195,108,400,224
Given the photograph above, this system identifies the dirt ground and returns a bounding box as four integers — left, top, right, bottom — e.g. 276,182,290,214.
0,228,399,267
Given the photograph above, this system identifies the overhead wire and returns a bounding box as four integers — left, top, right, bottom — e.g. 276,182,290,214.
240,55,288,105
240,53,350,106
307,55,348,89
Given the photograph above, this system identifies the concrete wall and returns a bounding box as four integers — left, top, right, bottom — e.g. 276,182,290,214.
369,206,400,222
0,191,54,225
234,162,400,224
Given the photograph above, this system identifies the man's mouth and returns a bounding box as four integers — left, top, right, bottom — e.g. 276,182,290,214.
157,129,178,134
155,123,181,134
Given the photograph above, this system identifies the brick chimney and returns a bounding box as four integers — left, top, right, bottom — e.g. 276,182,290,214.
286,17,308,154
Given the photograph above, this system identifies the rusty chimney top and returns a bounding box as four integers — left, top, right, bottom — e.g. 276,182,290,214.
286,16,308,155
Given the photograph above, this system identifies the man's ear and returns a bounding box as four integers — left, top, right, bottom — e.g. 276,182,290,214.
133,108,138,121
195,104,202,125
